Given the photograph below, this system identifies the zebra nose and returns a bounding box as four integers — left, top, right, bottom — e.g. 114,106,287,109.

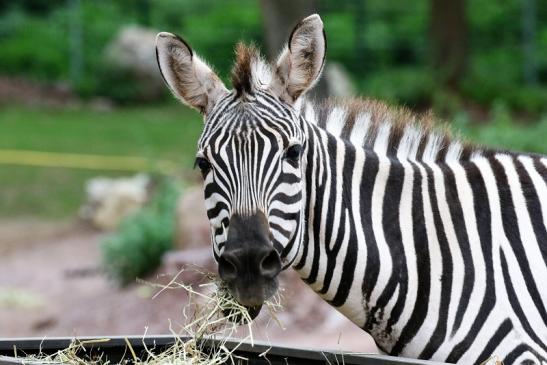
259,248,282,279
218,251,238,282
218,246,281,282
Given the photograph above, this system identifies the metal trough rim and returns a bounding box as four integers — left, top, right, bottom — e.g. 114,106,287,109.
0,335,449,365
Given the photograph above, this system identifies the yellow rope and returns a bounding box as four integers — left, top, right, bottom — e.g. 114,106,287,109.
0,149,179,175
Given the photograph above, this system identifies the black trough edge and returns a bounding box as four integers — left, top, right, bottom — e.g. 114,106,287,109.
0,335,449,365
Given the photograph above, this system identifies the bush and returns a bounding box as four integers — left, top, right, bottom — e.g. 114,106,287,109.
505,87,547,115
453,103,547,155
360,66,435,109
101,179,181,286
461,49,522,105
0,7,70,82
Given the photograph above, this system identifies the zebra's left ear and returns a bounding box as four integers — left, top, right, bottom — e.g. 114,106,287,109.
270,14,326,104
156,32,228,115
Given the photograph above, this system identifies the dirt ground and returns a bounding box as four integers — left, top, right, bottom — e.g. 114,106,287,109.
0,220,377,355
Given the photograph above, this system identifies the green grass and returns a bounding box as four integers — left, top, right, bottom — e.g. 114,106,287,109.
0,103,545,219
0,103,202,158
0,103,203,218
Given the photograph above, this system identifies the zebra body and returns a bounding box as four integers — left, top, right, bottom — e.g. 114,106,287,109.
296,109,547,363
156,14,547,364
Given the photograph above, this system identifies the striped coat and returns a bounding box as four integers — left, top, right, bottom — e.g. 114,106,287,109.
156,14,547,364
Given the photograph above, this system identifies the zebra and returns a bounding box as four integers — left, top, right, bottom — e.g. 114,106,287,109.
155,14,547,364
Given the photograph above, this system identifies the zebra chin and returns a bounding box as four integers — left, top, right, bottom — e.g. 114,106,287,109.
221,279,279,323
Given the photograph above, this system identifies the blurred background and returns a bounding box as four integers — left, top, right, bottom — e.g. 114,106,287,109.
0,0,545,353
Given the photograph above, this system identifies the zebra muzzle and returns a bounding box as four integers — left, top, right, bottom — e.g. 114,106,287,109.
217,212,282,321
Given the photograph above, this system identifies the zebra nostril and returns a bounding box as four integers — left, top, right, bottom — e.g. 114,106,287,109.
259,249,281,279
218,253,238,282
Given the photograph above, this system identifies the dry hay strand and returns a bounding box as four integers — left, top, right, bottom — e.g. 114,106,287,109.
11,338,111,365
480,355,504,365
12,267,283,365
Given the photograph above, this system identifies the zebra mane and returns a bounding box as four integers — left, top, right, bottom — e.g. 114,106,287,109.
301,98,479,162
231,43,272,97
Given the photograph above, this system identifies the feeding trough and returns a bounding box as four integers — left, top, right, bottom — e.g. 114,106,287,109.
0,336,449,364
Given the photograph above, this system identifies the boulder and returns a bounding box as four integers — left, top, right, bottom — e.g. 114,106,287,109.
80,174,150,230
102,26,165,101
325,62,356,98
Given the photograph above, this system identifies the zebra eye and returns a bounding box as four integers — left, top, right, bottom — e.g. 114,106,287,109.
284,144,303,161
194,157,212,176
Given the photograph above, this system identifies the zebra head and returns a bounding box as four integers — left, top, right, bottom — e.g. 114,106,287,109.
156,15,326,317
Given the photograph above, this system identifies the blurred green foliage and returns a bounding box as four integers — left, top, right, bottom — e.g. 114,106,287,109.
455,102,547,155
101,179,181,286
0,0,545,113
0,2,121,93
361,67,434,109
0,0,262,100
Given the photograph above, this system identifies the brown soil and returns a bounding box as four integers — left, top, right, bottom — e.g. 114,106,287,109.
0,220,377,354
0,77,78,107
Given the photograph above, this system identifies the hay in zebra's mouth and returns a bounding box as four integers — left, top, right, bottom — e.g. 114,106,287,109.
216,278,271,323
218,291,263,324
149,268,282,326
11,268,283,364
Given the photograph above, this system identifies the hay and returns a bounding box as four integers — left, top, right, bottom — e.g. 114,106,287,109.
12,268,283,364
480,355,504,365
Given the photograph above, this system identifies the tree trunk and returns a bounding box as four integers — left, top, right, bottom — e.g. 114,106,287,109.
522,0,538,85
430,0,468,91
260,0,319,58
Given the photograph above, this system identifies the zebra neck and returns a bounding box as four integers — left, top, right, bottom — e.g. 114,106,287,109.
292,123,392,328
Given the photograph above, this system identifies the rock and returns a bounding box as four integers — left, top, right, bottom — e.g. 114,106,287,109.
102,26,165,101
0,288,45,310
325,62,355,98
80,174,150,230
104,26,158,75
174,186,210,250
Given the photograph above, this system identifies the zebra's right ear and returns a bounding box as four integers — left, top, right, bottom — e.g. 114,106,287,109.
156,32,228,115
269,14,326,104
